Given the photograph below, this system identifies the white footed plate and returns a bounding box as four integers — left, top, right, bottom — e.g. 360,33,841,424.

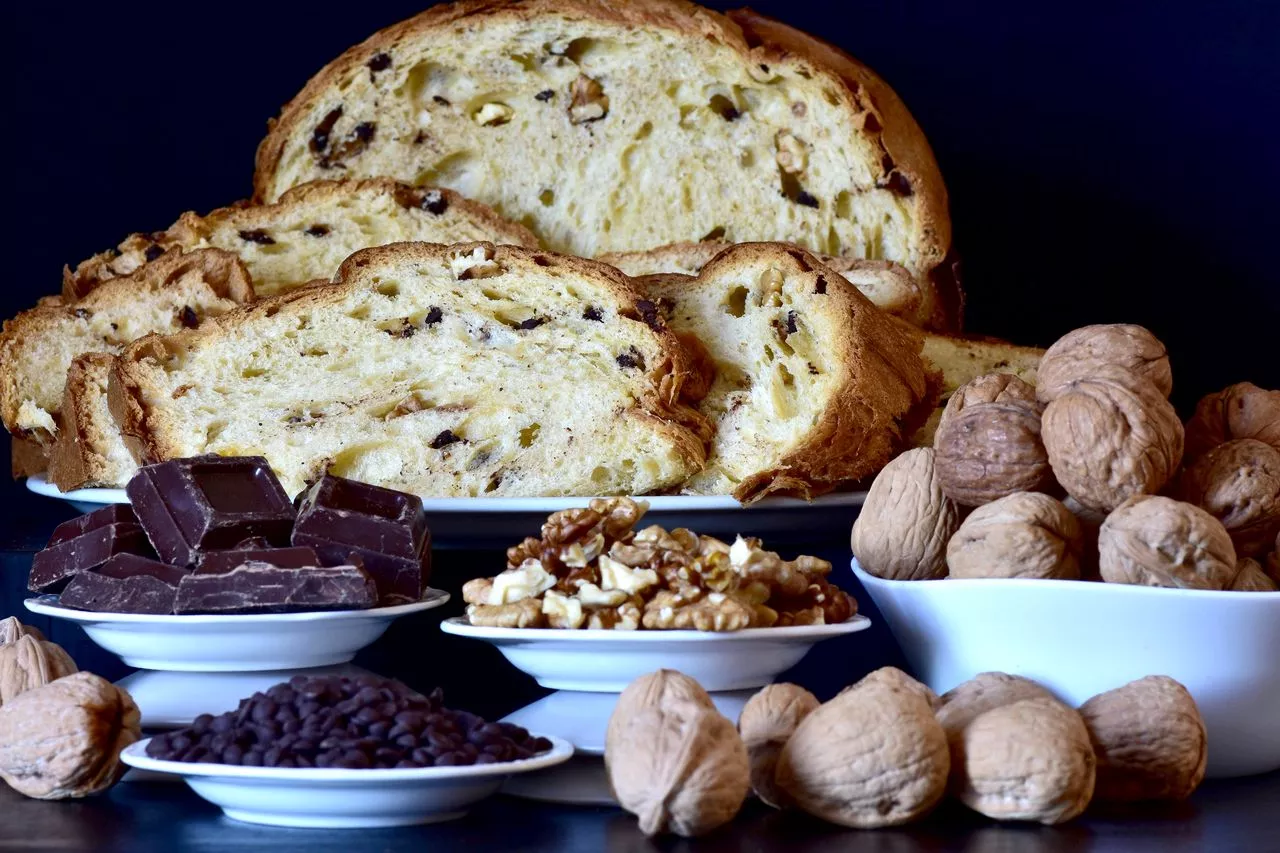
441,615,871,692
25,590,449,671
120,735,574,828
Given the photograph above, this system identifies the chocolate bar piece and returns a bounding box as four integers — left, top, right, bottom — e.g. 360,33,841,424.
127,456,295,566
174,562,378,614
59,572,179,615
29,515,154,593
196,546,321,575
292,474,431,604
96,552,192,586
47,504,138,545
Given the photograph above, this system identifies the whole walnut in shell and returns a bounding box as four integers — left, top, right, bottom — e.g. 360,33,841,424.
851,448,961,580
839,666,941,710
606,691,749,836
1098,495,1237,589
1268,532,1280,584
1179,438,1280,558
776,666,949,828
939,373,1040,431
936,672,1059,737
934,400,1054,506
605,669,714,758
0,636,78,707
0,617,44,646
0,671,140,799
1041,369,1184,512
1078,676,1207,802
1184,382,1280,459
947,492,1082,580
738,683,820,808
1037,324,1172,403
951,697,1096,824
1228,558,1278,592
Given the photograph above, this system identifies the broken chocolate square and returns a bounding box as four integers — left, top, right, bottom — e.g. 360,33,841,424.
59,572,179,615
292,474,430,604
47,504,138,545
30,513,154,593
127,456,295,566
96,552,191,586
196,546,321,575
174,562,378,614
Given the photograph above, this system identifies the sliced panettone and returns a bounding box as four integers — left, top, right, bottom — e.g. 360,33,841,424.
251,0,956,324
48,354,139,491
640,243,934,501
0,249,254,450
109,242,711,498
600,241,942,330
65,178,539,301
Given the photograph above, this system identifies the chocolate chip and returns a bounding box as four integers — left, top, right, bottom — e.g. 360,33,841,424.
430,430,462,449
305,224,330,237
634,300,661,330
239,229,275,245
795,191,819,208
412,131,426,145
367,53,391,72
808,363,819,375
815,275,827,295
423,307,443,326
535,89,554,101
310,106,344,157
423,191,448,215
432,95,451,106
516,317,546,330
179,306,199,329
786,310,798,334
616,347,645,370
583,306,603,322
353,122,375,142
144,244,166,262
879,171,913,197
73,308,91,320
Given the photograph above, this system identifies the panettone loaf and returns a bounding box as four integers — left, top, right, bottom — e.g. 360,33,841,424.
1,249,254,448
66,178,538,301
48,354,138,491
109,242,710,498
251,0,955,322
640,243,933,501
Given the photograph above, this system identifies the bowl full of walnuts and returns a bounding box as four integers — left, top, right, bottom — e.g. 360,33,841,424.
849,324,1280,779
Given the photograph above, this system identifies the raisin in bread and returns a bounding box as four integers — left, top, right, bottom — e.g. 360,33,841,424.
251,0,955,319
65,178,538,301
0,249,254,452
640,243,933,501
601,241,946,330
109,242,710,498
48,354,139,490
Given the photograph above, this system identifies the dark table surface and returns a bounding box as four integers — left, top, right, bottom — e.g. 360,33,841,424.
2,474,1278,853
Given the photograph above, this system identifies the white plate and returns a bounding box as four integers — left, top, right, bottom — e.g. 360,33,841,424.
119,735,574,828
852,559,1280,779
25,590,450,671
441,615,871,692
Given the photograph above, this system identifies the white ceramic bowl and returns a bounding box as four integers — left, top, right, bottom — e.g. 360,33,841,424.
441,615,871,692
852,559,1280,778
25,590,449,671
119,735,573,828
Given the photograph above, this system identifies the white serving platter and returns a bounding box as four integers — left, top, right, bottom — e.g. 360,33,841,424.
441,615,870,693
852,559,1280,779
25,590,449,671
119,735,574,828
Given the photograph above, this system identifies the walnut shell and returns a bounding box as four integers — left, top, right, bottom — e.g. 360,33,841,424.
936,672,1059,737
1098,495,1237,589
934,401,1054,506
1268,532,1280,585
851,448,961,580
1078,676,1207,802
952,697,1096,824
1037,324,1172,403
1179,439,1280,558
606,700,749,836
605,669,715,759
0,636,78,707
0,618,44,646
939,373,1040,431
840,666,941,710
1184,382,1280,459
776,667,949,828
0,671,140,799
1229,557,1278,592
738,683,820,808
1041,369,1184,512
947,492,1082,580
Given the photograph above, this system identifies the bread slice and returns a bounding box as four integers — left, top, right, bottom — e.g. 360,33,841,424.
639,243,933,501
1,249,254,449
251,0,955,321
65,178,539,301
601,241,943,330
109,242,710,498
47,354,139,490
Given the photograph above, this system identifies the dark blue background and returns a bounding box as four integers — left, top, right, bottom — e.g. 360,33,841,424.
3,1,1279,711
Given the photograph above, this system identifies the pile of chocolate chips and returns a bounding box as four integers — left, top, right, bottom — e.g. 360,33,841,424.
145,675,552,769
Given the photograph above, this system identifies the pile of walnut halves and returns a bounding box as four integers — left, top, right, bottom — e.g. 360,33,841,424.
463,498,856,630
852,322,1280,590
605,667,1208,837
0,616,140,799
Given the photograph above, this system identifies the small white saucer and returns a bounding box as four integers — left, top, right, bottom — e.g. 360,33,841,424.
440,615,871,692
25,590,450,671
120,735,574,828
